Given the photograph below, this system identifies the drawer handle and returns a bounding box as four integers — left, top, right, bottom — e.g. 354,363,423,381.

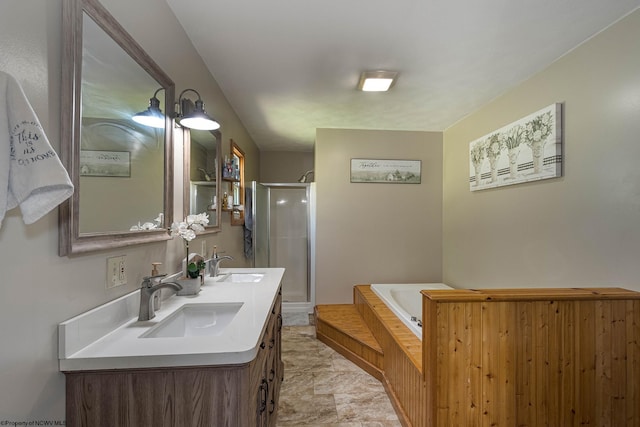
259,379,268,413
269,338,275,349
269,368,275,382
260,341,266,350
269,399,276,414
277,314,283,331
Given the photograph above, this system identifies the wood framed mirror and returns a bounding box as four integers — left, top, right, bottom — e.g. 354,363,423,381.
221,139,245,226
183,127,222,233
59,0,175,255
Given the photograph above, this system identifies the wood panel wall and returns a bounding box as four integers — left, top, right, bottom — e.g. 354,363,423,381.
354,285,426,426
422,288,640,427
314,304,385,379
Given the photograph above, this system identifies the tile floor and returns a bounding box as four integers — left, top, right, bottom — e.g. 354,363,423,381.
276,325,401,427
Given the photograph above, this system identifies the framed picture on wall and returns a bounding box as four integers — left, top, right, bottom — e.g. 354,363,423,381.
350,158,421,183
469,103,562,191
80,150,131,177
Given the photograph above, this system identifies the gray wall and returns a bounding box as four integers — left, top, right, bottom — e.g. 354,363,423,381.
442,9,640,291
260,150,314,183
315,128,443,304
0,0,258,422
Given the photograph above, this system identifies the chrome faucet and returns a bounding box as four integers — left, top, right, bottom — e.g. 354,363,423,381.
208,254,233,277
138,274,182,321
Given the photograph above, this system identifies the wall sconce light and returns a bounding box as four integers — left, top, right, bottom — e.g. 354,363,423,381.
357,71,398,92
175,89,220,130
132,88,165,128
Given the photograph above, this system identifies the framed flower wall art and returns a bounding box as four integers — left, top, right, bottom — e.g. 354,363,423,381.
469,103,562,191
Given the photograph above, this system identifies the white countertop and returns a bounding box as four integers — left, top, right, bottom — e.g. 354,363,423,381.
58,268,284,372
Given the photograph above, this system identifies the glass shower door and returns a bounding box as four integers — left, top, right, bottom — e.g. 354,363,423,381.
269,186,309,302
252,183,310,304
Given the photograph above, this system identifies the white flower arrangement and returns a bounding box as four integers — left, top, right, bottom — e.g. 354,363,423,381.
169,213,209,278
130,213,164,231
169,213,209,242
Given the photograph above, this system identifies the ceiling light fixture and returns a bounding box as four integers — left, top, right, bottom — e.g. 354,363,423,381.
357,71,398,92
132,88,165,128
175,88,220,130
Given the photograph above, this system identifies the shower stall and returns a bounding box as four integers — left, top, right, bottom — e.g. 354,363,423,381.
250,182,316,316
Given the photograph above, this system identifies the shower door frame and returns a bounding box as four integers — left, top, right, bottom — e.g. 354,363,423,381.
252,182,316,314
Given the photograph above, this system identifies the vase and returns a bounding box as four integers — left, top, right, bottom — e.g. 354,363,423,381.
473,164,482,187
507,148,520,179
488,157,498,183
176,277,201,296
531,141,545,174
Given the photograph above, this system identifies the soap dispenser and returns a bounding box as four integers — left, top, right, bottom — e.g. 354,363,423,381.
151,262,161,276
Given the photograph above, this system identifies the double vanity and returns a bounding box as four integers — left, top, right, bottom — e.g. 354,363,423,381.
59,268,284,427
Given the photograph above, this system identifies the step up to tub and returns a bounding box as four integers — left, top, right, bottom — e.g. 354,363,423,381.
314,304,384,380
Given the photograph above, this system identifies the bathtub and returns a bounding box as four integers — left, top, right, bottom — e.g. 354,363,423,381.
370,283,454,340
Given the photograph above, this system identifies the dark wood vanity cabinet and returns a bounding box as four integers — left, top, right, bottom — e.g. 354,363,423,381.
64,289,283,427
253,290,283,426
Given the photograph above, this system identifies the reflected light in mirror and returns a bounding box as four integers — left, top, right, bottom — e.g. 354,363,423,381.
132,88,165,128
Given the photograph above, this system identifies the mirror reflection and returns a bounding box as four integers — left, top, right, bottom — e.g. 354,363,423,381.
185,128,221,232
229,141,245,226
59,0,175,255
79,12,165,233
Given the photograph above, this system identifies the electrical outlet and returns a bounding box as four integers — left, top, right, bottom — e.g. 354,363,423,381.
107,255,127,288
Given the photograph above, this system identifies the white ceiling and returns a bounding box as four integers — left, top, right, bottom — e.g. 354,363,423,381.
166,0,640,152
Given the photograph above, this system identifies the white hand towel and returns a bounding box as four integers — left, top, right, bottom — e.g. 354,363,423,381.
0,71,74,227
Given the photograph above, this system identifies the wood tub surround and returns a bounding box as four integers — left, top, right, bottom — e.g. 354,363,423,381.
354,285,425,425
317,285,427,426
314,304,384,380
65,290,283,427
422,287,640,427
316,285,640,427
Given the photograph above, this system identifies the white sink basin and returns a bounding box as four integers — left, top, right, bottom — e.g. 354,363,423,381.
141,303,243,338
219,273,265,283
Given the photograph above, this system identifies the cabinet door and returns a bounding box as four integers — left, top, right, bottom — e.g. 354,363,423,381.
267,346,277,420
254,341,269,427
266,290,283,426
254,314,271,427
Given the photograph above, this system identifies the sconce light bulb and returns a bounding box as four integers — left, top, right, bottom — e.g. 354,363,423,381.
179,100,220,130
132,96,165,128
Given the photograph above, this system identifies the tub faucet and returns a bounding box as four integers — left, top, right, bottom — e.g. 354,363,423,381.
208,254,234,277
138,274,182,321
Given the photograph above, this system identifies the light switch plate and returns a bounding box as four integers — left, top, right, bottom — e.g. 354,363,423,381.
107,255,127,288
